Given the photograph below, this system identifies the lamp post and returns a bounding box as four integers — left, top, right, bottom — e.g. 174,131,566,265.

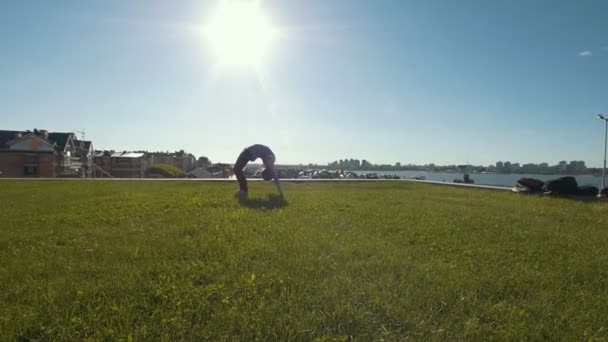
598,114,608,197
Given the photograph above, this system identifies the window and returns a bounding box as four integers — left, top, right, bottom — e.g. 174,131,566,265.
24,165,39,176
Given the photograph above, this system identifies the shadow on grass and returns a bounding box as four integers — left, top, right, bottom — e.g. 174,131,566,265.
515,191,608,203
238,194,288,210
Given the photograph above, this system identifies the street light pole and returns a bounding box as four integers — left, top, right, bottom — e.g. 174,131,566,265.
598,114,607,197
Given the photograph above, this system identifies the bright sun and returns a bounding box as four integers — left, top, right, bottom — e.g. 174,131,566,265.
204,1,278,67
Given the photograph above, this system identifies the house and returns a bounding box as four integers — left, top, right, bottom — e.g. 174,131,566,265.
0,129,88,177
74,140,94,178
47,132,77,175
0,130,56,177
93,151,148,178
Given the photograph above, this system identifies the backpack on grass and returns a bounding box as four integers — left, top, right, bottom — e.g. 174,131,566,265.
542,177,578,195
577,185,599,197
515,178,544,193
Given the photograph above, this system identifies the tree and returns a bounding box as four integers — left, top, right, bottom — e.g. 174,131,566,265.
147,163,185,178
198,156,211,167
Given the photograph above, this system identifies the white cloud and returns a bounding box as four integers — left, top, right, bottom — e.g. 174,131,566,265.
578,50,592,57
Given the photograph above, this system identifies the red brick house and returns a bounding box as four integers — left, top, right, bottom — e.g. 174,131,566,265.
0,129,92,178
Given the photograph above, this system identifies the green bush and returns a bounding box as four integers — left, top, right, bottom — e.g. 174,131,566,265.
146,163,184,178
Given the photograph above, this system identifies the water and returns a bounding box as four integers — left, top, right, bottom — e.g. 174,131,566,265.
359,170,606,188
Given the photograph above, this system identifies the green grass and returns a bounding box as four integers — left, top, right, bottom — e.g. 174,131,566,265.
1,180,607,341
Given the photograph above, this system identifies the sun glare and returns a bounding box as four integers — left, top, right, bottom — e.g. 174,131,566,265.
204,1,278,67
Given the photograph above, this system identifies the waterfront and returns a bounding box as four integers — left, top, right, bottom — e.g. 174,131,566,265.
361,170,605,188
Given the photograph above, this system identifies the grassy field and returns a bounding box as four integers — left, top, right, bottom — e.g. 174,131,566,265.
1,180,607,341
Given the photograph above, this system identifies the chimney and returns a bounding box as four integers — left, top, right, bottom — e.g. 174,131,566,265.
39,130,49,139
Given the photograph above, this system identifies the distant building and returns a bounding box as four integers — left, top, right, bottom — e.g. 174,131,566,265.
93,151,148,178
148,150,196,172
186,167,213,178
0,129,90,178
74,140,94,177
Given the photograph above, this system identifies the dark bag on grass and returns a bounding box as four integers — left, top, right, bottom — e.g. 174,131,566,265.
516,178,544,192
542,176,578,195
577,185,599,197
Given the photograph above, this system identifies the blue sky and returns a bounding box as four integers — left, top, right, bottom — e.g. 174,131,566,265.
2,0,607,166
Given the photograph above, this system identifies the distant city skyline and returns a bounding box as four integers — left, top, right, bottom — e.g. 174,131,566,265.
2,1,607,166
